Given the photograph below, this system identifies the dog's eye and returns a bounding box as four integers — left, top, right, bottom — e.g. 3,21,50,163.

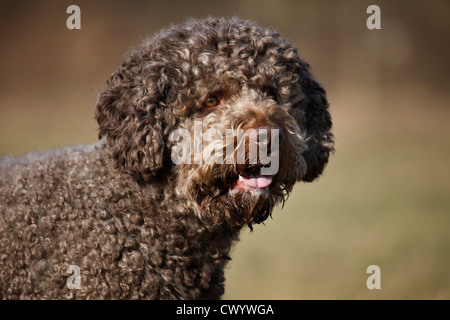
204,96,221,108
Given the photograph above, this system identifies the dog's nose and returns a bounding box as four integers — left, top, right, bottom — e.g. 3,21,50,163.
254,125,283,144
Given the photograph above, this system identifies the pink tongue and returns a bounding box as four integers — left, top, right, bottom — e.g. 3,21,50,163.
241,175,273,188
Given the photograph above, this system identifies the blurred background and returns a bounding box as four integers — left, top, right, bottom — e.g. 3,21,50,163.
0,0,449,299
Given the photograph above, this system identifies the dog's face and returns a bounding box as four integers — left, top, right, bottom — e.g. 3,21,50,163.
95,17,333,228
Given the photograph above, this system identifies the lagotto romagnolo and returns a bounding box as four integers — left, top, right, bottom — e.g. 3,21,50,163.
0,17,333,299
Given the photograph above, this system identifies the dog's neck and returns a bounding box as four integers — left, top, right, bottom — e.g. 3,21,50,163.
98,143,243,255
93,144,243,298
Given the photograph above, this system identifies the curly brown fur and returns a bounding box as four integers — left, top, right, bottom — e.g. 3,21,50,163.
0,17,333,299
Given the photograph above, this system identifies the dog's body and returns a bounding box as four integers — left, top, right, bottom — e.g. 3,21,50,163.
0,17,333,299
1,144,237,299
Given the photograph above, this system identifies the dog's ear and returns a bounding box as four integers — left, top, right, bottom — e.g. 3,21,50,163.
95,55,174,181
291,65,334,182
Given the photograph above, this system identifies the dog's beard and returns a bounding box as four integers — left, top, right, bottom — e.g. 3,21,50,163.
175,139,300,229
201,187,277,230
179,161,293,230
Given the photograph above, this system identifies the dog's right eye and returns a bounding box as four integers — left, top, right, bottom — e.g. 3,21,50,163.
204,96,221,108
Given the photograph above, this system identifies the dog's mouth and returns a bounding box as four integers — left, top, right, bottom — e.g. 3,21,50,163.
232,174,273,191
197,164,284,229
228,164,275,192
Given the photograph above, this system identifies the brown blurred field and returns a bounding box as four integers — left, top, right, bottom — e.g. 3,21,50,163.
1,0,449,299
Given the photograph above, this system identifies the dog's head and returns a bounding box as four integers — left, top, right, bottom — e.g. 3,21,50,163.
95,17,333,228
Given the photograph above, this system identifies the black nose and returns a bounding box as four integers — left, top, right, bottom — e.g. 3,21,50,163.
254,125,283,145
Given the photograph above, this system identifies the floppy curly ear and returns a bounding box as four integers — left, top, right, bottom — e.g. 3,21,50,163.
95,57,173,181
292,66,334,182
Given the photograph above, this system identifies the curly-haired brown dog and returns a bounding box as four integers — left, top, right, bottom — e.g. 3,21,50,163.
0,17,333,299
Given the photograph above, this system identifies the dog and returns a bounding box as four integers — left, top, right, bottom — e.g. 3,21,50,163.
0,17,333,299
